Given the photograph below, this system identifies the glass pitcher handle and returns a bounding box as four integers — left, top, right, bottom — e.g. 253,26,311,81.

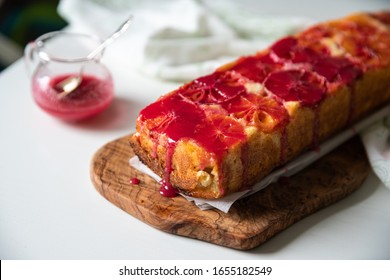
24,41,38,77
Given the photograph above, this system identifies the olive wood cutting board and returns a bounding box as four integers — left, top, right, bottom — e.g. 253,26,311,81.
90,135,370,250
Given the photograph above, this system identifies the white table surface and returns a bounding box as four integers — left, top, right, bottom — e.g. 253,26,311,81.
1,0,390,260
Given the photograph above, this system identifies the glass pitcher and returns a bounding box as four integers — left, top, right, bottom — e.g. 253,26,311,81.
24,31,114,121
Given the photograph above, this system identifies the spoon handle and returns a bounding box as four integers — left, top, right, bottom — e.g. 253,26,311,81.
87,15,134,60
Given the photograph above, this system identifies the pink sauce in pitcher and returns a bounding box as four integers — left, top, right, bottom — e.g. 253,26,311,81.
32,74,114,121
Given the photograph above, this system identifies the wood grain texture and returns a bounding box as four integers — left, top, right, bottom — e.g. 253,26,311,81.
90,135,370,250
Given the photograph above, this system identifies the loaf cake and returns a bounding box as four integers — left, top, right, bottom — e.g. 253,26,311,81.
130,11,390,199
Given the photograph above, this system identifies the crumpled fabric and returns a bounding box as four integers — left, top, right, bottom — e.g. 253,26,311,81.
361,116,390,190
58,0,312,81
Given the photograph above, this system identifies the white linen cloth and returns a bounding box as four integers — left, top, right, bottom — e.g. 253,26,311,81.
361,117,390,189
57,0,312,81
58,0,390,212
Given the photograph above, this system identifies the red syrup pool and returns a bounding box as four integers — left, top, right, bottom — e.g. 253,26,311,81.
129,178,140,185
32,74,114,121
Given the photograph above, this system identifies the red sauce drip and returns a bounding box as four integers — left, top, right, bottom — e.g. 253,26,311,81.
312,105,321,148
279,126,288,164
347,84,356,124
159,180,178,197
164,140,176,181
159,138,179,197
240,142,249,190
217,161,225,196
151,137,159,158
129,178,140,185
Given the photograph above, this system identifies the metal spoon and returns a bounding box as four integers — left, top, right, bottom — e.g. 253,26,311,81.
56,15,134,98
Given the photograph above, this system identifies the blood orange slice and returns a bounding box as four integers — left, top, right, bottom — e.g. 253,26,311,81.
139,94,205,142
195,115,246,156
264,69,327,106
229,54,281,83
179,71,247,104
223,94,289,132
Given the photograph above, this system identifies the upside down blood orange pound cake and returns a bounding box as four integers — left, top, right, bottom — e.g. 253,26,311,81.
130,11,390,199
